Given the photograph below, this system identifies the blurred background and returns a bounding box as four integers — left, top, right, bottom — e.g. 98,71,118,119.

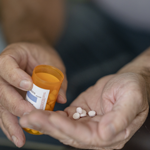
0,0,150,149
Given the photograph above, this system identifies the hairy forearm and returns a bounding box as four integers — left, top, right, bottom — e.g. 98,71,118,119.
0,0,65,45
118,47,150,102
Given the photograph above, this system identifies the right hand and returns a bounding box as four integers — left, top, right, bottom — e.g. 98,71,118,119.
0,42,67,147
20,73,149,149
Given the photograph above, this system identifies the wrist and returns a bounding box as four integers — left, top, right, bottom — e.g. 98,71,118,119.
118,62,150,103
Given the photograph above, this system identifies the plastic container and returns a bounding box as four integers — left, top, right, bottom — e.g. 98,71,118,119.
24,65,64,135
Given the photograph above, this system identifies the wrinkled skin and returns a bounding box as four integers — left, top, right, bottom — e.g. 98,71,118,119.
0,43,67,147
20,73,149,149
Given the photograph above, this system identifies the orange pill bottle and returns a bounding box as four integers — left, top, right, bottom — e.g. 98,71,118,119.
24,65,64,135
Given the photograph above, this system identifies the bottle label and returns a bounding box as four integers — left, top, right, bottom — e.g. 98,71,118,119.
26,84,50,110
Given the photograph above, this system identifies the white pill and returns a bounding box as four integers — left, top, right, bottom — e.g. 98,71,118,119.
88,110,96,117
80,109,87,117
73,112,80,119
82,109,86,115
80,113,87,117
76,107,82,114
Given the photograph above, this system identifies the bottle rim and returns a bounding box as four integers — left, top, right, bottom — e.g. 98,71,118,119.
33,65,64,85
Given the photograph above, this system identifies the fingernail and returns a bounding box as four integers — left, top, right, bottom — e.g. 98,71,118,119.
20,80,32,91
12,136,18,147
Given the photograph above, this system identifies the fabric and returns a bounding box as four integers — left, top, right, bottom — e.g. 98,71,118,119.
56,1,150,106
94,0,150,32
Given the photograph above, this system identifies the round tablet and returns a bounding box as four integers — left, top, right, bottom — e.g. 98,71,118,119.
73,112,80,119
88,110,96,117
82,109,86,115
80,113,87,117
76,107,82,114
80,109,87,117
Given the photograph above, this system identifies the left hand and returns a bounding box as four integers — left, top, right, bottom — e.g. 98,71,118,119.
19,73,149,149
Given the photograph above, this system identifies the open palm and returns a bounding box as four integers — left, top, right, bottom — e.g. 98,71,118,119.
20,73,149,149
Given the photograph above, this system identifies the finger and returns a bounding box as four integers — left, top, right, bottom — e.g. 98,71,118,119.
20,111,94,148
110,110,148,146
99,91,143,141
48,113,93,145
0,80,35,117
55,110,68,117
102,129,128,147
20,111,114,149
57,76,67,104
0,119,11,141
48,113,111,149
0,54,32,91
19,110,69,141
1,110,25,147
111,107,149,145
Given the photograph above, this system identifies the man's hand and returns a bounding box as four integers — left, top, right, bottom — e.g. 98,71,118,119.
0,43,67,147
19,72,149,149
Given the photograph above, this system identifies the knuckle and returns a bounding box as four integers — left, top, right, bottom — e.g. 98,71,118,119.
0,104,5,116
5,122,12,134
10,102,19,115
0,55,6,66
0,54,19,84
1,110,8,124
8,69,18,83
1,111,15,137
0,55,10,70
28,110,40,122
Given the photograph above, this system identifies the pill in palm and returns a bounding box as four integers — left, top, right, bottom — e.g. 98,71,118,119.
80,109,86,117
82,109,86,114
80,113,87,117
73,112,80,119
88,110,96,117
76,107,82,114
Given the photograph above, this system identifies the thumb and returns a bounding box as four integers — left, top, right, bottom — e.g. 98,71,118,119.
99,90,143,141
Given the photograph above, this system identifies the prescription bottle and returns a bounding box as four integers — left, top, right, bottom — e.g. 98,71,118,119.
24,65,64,135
